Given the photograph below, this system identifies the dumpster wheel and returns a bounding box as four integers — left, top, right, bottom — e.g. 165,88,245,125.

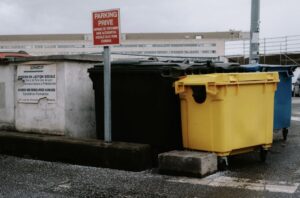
260,147,268,162
282,128,288,141
218,156,229,171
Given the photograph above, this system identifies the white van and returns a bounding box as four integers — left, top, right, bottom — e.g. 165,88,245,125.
292,68,300,96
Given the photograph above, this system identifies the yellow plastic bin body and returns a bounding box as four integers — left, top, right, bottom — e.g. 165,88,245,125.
175,72,279,156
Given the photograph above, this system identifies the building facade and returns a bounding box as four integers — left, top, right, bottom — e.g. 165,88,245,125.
0,31,248,60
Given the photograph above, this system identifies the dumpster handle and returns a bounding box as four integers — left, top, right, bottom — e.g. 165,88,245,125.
175,82,218,95
175,82,186,94
206,83,218,95
286,70,294,77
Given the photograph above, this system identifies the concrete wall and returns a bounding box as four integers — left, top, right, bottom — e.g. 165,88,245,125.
0,65,15,130
64,62,96,138
0,56,98,138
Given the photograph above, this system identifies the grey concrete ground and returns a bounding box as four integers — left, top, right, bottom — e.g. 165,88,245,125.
1,98,300,197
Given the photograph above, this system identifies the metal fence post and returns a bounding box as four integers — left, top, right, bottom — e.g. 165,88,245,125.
285,36,288,65
280,43,282,65
103,46,112,143
243,40,246,64
264,38,266,64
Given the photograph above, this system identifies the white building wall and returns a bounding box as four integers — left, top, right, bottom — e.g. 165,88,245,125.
0,33,230,60
0,57,97,138
111,38,222,59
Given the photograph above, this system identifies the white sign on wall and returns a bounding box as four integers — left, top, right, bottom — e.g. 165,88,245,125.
17,64,57,103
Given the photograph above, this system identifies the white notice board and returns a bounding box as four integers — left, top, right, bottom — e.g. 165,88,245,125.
17,64,57,103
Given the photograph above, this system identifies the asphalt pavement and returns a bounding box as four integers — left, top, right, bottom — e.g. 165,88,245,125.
1,98,300,197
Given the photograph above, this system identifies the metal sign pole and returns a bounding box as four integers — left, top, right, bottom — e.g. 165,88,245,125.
249,0,260,64
93,9,120,142
103,46,111,142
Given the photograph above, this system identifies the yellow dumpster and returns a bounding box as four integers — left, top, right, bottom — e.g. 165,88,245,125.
175,72,279,162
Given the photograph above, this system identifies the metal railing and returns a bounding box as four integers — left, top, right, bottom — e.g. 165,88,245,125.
225,35,300,58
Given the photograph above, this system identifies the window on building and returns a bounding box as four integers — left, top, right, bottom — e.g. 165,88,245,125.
85,44,94,48
198,43,216,47
171,51,184,54
170,44,184,47
203,43,217,47
57,45,77,48
34,45,44,49
44,45,57,48
126,51,143,55
152,44,170,47
122,44,138,48
153,43,198,47
144,51,157,54
187,50,200,54
202,50,216,54
156,51,168,54
184,44,198,47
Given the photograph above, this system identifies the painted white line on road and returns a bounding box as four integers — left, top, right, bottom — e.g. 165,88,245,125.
292,99,300,104
294,168,300,175
292,111,300,115
168,176,299,194
291,116,300,121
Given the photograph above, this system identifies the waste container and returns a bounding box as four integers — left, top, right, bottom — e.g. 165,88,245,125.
190,62,244,74
242,64,296,140
261,65,296,140
88,59,188,153
240,64,260,72
175,72,279,162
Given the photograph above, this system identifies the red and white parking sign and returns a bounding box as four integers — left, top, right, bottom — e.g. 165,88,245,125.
92,9,121,46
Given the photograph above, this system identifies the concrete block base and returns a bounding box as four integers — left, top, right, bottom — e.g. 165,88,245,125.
158,150,217,177
0,131,152,171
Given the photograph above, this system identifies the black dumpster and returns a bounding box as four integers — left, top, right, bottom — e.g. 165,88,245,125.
190,62,243,74
88,59,189,153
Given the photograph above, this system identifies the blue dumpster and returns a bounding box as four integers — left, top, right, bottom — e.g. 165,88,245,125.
261,65,295,140
240,64,260,72
242,64,296,140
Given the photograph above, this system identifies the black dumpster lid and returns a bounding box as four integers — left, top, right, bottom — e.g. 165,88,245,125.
91,58,192,70
89,58,242,74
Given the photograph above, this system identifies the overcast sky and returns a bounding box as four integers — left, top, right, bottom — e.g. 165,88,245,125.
0,0,299,38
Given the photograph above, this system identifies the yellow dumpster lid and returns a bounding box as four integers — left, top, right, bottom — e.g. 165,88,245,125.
176,72,279,86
